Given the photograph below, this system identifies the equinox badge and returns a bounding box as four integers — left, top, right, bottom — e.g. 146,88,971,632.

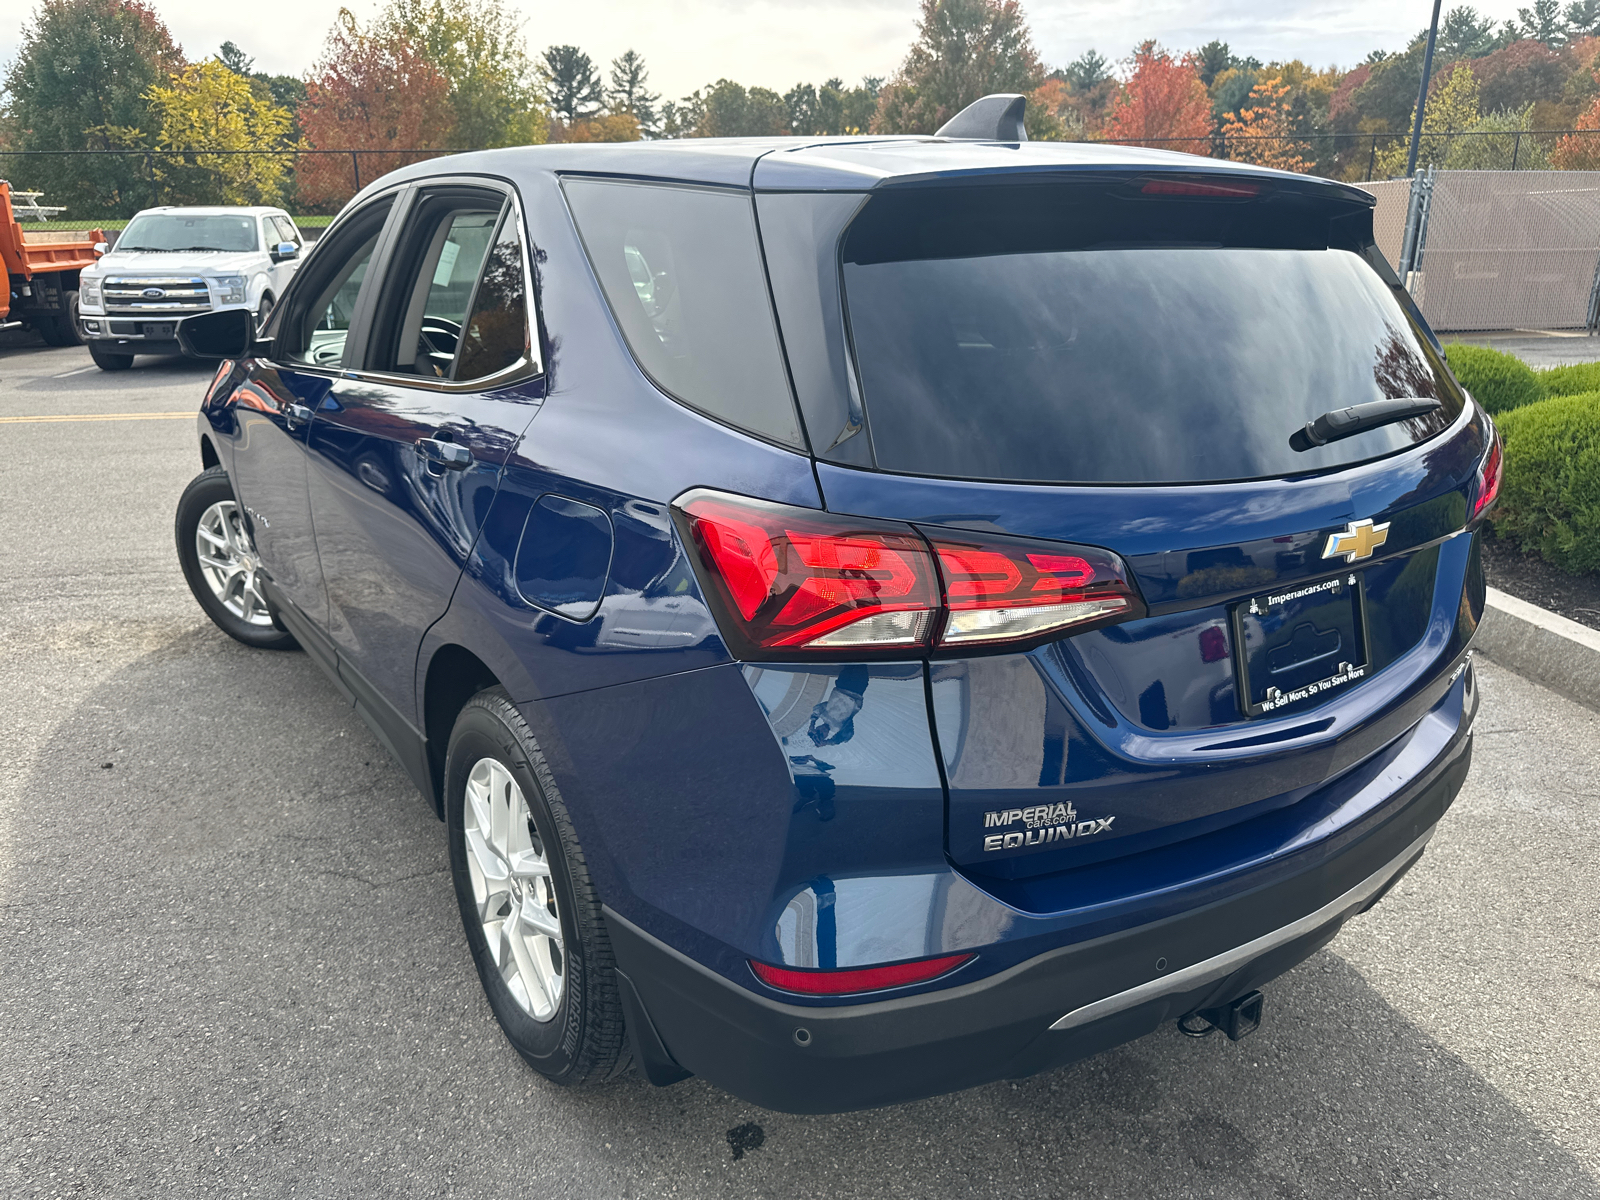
1322,518,1390,563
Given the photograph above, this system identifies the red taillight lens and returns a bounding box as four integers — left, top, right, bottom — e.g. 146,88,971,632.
1140,178,1260,198
749,953,973,995
674,489,1146,659
677,491,941,656
1471,432,1501,521
927,532,1146,647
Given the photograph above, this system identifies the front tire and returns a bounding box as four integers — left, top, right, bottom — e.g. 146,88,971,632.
89,343,133,371
175,466,298,650
446,689,630,1086
256,294,274,332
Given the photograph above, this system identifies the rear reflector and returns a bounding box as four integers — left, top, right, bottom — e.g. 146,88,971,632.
1471,430,1501,520
1140,178,1261,198
749,953,973,995
674,489,1147,660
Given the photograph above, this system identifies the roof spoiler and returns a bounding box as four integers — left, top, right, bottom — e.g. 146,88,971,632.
935,94,1028,142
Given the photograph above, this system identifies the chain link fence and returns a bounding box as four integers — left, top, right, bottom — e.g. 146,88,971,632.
1362,170,1600,332
5,132,1600,223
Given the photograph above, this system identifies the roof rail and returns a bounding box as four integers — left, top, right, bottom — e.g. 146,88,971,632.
935,94,1028,142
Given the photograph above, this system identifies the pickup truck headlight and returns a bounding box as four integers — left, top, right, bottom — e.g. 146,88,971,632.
209,276,247,305
80,278,102,307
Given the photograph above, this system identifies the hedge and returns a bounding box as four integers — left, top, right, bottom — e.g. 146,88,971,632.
1536,361,1600,398
1493,391,1600,575
1443,343,1547,414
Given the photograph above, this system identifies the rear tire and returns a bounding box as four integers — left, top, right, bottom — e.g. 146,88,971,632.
175,466,298,651
445,689,630,1086
89,343,133,371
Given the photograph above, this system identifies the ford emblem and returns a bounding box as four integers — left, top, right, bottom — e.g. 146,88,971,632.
142,287,165,298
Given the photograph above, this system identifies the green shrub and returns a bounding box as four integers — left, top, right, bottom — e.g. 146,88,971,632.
1536,361,1600,398
1443,343,1546,414
1493,391,1600,575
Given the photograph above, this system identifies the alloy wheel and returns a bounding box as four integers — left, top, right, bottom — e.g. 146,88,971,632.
194,500,274,626
463,757,565,1021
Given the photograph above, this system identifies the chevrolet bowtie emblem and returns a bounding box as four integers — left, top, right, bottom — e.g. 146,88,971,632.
1323,518,1390,563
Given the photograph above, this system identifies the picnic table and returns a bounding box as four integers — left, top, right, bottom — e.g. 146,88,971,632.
10,191,67,221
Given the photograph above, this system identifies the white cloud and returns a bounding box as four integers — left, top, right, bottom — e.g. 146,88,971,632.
0,0,1543,103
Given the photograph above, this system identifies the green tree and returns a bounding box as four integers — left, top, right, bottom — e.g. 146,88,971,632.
608,50,659,135
1374,61,1483,175
1061,49,1112,91
2,0,185,216
217,40,307,138
378,0,545,148
1195,40,1233,88
146,58,294,204
542,44,603,123
1438,6,1499,56
1569,0,1600,37
1516,0,1571,44
685,80,788,136
873,0,1044,134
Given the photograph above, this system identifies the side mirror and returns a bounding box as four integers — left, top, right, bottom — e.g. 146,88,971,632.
178,308,261,359
93,241,109,256
270,241,299,264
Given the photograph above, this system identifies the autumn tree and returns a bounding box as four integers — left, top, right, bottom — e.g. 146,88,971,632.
297,10,455,210
1,0,184,215
1373,60,1483,175
1103,42,1213,149
378,0,545,148
1221,77,1306,171
146,59,295,204
872,0,1044,134
1553,61,1600,164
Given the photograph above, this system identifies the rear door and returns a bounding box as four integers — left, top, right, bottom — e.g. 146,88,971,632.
799,177,1490,880
303,183,541,735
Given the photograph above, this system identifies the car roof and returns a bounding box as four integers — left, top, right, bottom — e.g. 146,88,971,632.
366,137,1372,206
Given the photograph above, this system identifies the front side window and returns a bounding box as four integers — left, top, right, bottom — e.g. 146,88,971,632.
841,185,1464,484
277,199,392,368
118,213,258,253
564,178,802,448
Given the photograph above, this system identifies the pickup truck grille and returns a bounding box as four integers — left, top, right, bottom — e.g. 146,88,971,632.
102,277,211,315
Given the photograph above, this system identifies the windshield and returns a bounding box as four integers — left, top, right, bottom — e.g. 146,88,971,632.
118,213,259,253
841,188,1463,485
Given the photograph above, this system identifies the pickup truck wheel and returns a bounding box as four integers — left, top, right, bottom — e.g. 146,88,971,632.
256,295,274,331
89,344,133,371
446,689,630,1087
175,467,298,651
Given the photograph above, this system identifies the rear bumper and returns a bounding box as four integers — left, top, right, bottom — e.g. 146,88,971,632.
607,722,1472,1113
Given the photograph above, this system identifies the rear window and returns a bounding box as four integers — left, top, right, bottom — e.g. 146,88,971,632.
841,185,1462,484
563,178,803,448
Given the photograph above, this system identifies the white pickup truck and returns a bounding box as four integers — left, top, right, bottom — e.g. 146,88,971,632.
77,205,304,371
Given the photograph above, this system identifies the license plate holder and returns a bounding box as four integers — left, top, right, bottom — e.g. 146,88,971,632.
144,322,174,338
1231,572,1371,718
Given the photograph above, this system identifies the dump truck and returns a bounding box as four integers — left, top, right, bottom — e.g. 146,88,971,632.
1,179,106,346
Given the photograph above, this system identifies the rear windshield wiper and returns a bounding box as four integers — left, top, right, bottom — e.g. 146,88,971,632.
1290,396,1442,452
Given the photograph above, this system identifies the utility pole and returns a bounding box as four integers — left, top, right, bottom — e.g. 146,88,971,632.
1405,0,1444,178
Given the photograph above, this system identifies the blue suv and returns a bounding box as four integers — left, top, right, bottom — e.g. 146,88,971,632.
174,97,1492,1113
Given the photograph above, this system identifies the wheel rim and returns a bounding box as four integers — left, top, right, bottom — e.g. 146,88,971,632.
463,757,564,1021
194,500,274,627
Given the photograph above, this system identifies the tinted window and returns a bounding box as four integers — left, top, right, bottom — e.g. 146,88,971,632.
119,213,258,253
278,199,391,368
456,212,530,382
564,178,802,448
842,188,1463,484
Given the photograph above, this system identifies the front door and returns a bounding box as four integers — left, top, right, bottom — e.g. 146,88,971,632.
305,185,542,730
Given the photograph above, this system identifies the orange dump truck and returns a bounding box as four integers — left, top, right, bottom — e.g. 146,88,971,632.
1,179,106,346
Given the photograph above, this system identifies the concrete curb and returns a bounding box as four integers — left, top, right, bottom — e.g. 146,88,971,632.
1475,586,1600,711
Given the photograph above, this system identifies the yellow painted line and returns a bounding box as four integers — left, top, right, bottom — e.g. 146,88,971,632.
0,411,195,424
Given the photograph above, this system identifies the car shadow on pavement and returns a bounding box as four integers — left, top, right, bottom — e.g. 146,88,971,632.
3,624,1596,1200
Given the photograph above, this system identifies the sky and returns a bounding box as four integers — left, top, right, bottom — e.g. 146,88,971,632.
0,0,1544,103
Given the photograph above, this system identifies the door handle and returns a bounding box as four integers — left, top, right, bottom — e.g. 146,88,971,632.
284,403,314,428
416,437,473,471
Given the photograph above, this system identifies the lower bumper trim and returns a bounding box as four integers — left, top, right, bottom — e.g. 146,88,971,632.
1050,829,1431,1030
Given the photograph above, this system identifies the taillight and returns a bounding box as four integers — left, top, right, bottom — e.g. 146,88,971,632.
676,490,941,658
1471,430,1501,521
673,489,1146,660
749,952,973,995
926,531,1145,648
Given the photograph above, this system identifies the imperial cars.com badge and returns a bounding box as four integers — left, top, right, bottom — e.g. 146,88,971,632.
982,802,1115,851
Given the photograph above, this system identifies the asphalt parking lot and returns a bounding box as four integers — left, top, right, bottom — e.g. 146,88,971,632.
2,336,1598,1199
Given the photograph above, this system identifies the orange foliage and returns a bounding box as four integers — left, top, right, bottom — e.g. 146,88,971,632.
1221,77,1308,172
1552,89,1600,169
297,10,456,207
1103,41,1213,150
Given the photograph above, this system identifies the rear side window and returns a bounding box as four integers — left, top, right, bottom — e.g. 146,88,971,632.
841,185,1464,484
563,178,803,448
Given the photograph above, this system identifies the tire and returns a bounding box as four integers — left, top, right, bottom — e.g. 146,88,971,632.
174,466,298,651
256,294,274,333
36,291,82,346
445,688,630,1086
89,343,134,371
